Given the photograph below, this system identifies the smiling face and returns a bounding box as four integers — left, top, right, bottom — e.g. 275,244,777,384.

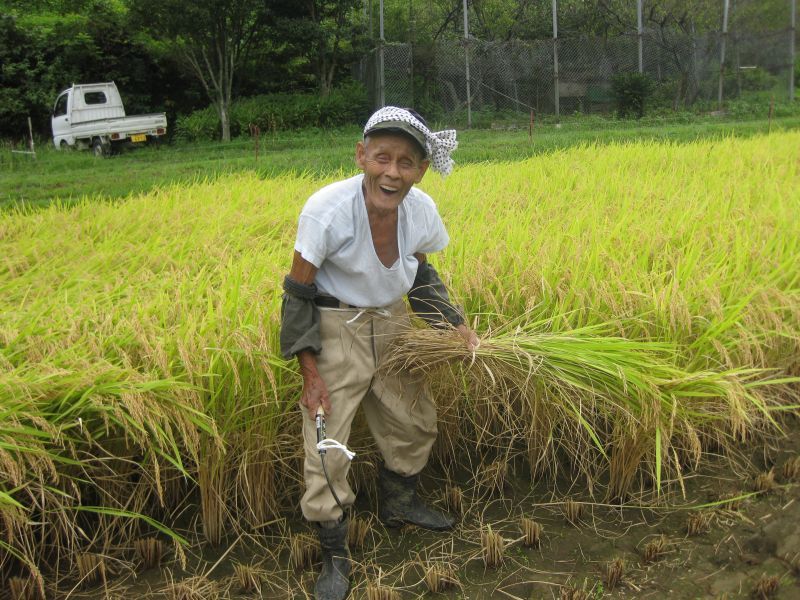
356,133,430,215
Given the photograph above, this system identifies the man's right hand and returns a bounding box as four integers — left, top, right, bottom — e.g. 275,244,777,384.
297,350,331,420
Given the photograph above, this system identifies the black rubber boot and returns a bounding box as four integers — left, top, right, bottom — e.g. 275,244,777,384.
377,465,455,531
315,518,350,600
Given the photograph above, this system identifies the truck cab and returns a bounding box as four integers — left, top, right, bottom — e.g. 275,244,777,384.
52,82,167,156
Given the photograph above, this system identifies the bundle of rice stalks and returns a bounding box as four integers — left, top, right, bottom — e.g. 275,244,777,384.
604,557,625,591
165,575,215,600
782,456,800,481
480,525,505,568
443,485,463,515
348,516,371,550
641,534,669,563
520,517,542,548
8,576,44,600
289,533,318,571
752,469,776,493
422,562,459,593
232,562,261,594
686,511,712,536
562,499,583,524
365,584,400,600
752,574,779,599
384,319,783,498
75,552,106,587
134,537,165,570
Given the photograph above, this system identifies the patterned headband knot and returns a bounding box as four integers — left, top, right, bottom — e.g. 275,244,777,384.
364,106,458,177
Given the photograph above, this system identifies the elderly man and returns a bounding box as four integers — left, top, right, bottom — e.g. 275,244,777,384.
280,106,477,600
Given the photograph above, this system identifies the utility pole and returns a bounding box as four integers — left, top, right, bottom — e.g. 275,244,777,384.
637,0,644,73
718,0,730,111
552,0,560,122
791,0,797,101
463,0,472,128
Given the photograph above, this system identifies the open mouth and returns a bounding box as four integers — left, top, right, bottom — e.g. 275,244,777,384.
379,184,400,196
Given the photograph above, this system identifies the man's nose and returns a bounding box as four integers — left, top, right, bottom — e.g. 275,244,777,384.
385,160,400,178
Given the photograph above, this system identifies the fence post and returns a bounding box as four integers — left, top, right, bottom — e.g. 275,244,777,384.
637,0,644,73
791,0,796,101
378,0,385,107
463,0,472,128
552,0,560,122
718,0,730,111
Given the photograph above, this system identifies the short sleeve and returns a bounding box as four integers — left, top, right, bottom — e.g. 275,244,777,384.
295,214,328,268
414,202,450,255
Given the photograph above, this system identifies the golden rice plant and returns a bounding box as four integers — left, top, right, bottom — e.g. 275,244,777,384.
2,132,799,587
481,525,505,568
520,517,542,548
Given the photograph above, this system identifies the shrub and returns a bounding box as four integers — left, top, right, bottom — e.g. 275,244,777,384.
611,72,655,119
175,82,370,142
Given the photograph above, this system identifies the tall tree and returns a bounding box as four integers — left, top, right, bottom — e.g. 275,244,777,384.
128,0,267,141
268,0,366,96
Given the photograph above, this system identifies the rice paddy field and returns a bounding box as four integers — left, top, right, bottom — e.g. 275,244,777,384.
1,128,800,598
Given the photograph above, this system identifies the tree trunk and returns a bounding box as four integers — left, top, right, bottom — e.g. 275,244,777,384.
218,101,231,142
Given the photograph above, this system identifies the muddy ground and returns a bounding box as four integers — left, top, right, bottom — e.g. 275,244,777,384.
62,426,800,600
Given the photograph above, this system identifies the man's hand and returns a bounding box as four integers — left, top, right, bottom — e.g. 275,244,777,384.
297,350,331,420
456,323,479,351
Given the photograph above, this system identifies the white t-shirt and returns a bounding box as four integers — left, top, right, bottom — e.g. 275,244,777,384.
295,174,450,308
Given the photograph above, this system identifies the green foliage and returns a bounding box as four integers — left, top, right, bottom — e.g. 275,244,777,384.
611,72,655,119
174,82,370,141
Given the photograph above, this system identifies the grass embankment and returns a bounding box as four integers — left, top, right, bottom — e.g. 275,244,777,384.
1,131,799,590
2,114,799,209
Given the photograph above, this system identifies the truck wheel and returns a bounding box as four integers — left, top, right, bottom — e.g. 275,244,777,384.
59,140,72,151
92,138,109,158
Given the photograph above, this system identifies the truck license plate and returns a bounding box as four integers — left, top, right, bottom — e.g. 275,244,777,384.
130,134,147,143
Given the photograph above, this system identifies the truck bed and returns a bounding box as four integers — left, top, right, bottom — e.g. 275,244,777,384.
67,113,167,139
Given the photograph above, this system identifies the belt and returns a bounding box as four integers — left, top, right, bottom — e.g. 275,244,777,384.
314,295,360,309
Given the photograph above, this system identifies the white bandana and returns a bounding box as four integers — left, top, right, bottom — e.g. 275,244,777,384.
363,106,458,177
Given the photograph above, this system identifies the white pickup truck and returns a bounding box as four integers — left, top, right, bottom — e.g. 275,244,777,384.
52,82,167,156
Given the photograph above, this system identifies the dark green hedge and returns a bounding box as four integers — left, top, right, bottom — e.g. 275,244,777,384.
175,83,371,141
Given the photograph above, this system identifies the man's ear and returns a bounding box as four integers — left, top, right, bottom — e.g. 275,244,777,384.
415,159,430,183
355,140,366,169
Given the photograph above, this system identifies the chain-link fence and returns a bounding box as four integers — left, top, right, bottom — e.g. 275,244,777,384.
359,8,797,125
